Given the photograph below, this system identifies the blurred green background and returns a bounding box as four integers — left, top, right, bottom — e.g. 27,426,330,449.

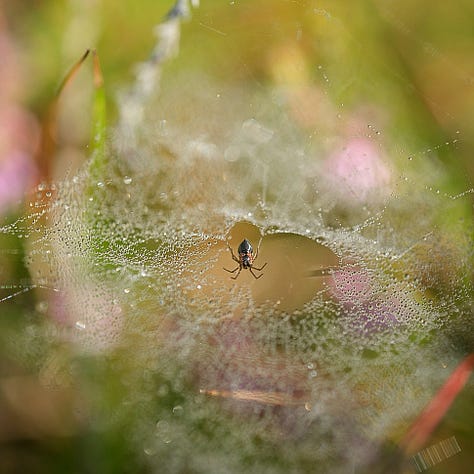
1,1,474,473
3,0,474,180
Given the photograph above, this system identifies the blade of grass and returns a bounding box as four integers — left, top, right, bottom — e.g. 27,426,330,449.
37,50,91,183
88,49,107,179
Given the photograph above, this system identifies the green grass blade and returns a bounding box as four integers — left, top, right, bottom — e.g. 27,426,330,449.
88,50,107,178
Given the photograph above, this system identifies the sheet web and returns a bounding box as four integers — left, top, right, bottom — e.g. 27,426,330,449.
2,1,474,472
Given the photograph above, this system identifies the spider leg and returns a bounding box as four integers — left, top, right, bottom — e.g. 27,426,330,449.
249,267,263,279
224,265,240,274
226,242,240,263
251,262,267,272
231,267,242,279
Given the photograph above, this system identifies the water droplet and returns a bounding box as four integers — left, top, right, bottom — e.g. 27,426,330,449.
241,118,274,144
36,301,48,313
156,420,169,430
144,445,157,456
155,420,172,444
224,145,240,162
123,176,132,185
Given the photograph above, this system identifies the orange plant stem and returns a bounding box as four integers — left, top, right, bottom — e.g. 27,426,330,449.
401,353,474,455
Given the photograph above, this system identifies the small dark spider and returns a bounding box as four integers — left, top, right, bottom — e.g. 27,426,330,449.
223,238,267,280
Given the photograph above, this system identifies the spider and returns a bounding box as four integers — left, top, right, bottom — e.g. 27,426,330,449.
224,238,267,280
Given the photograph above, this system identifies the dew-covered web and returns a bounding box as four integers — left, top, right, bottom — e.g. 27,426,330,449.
2,1,474,473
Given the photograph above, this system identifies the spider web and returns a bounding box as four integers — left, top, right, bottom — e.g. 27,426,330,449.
2,1,474,473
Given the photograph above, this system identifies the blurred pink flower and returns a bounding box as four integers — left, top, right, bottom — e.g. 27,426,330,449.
330,267,401,334
0,106,39,214
49,283,124,354
330,266,373,304
0,19,39,214
0,151,36,213
323,137,391,205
